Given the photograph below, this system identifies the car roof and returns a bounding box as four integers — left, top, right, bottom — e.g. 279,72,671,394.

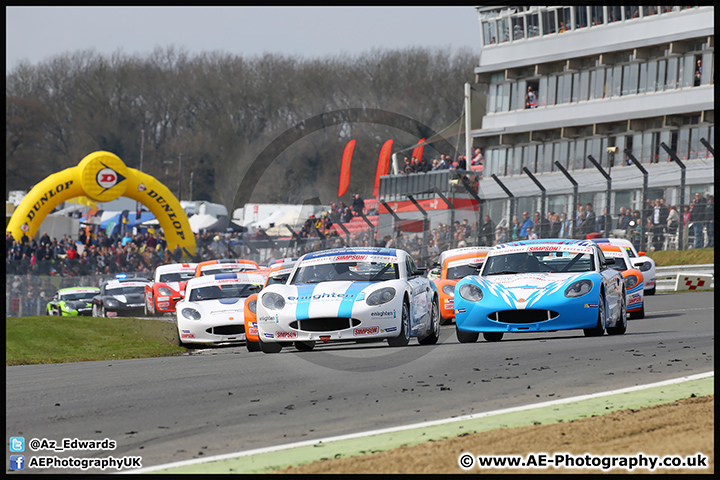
300,247,402,263
58,287,100,293
186,272,266,289
440,247,491,267
155,263,198,273
104,279,149,288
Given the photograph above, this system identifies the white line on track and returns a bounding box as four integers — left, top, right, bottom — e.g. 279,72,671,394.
126,371,714,474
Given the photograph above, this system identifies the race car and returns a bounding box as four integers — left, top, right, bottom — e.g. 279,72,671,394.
46,287,100,316
92,275,150,318
596,244,645,319
591,238,657,295
145,262,198,316
194,259,260,277
433,246,492,325
175,272,265,346
454,239,627,342
255,247,440,353
244,259,297,352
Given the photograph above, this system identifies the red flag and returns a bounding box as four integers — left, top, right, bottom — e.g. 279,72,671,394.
338,139,356,197
411,138,425,164
373,139,393,198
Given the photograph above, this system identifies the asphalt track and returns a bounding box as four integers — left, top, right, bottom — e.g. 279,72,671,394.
5,291,714,474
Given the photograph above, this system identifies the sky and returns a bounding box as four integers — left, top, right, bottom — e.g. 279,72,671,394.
6,6,482,73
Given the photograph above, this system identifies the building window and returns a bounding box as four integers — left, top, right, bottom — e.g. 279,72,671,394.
700,52,712,86
638,63,647,94
656,60,667,92
578,71,590,102
575,6,589,29
483,20,498,45
646,60,657,93
608,6,623,23
558,7,571,32
625,6,640,20
538,77,548,107
512,16,525,40
525,12,539,38
547,76,557,105
541,10,556,35
666,57,678,90
590,6,604,25
643,6,658,17
498,17,511,43
612,65,623,97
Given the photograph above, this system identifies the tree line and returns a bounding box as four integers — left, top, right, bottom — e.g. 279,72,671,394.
6,46,477,210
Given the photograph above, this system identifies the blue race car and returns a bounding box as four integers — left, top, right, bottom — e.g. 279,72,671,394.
454,239,627,342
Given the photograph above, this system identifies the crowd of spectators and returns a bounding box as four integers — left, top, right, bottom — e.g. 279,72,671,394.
402,148,483,175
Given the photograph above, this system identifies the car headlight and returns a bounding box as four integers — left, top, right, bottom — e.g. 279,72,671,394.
105,298,120,307
181,308,202,320
624,276,638,289
366,287,396,306
158,286,173,296
458,283,483,302
261,292,286,310
247,299,257,314
442,284,455,296
564,279,593,298
635,261,652,272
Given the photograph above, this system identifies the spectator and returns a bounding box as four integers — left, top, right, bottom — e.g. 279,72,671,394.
525,86,538,108
352,193,365,217
559,212,572,239
651,199,668,251
689,192,707,248
682,205,691,228
618,207,631,230
694,58,702,87
527,226,538,240
595,207,610,235
495,226,508,245
172,244,183,262
550,213,561,238
481,215,495,246
519,212,534,240
706,195,714,247
457,155,467,171
511,216,521,240
582,203,596,237
666,206,680,235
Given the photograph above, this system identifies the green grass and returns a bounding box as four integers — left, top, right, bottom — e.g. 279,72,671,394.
645,248,714,267
6,316,187,366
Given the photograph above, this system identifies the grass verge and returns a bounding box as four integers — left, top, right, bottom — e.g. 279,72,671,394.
646,248,713,267
6,316,186,366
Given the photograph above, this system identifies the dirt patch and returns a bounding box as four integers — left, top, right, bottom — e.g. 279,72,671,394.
275,395,713,474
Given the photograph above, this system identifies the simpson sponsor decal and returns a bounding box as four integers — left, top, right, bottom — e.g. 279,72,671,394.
275,331,298,339
353,326,380,336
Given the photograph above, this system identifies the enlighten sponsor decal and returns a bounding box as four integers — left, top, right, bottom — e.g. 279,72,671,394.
353,326,380,336
370,310,396,318
287,291,354,302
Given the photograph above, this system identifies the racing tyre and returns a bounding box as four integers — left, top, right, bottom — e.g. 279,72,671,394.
100,305,106,318
47,307,53,316
246,340,261,352
418,298,440,345
259,338,283,354
646,286,656,296
483,332,504,342
456,325,479,343
92,304,99,317
295,341,315,352
607,289,627,335
629,304,645,319
584,293,606,337
387,302,411,347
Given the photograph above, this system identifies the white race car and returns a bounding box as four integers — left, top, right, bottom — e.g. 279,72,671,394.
175,272,265,346
592,238,657,295
255,247,440,353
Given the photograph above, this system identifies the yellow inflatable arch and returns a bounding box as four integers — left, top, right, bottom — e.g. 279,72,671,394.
7,151,196,257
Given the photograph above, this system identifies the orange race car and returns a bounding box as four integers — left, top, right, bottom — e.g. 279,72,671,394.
145,262,198,316
596,243,645,319
433,246,492,325
194,259,260,277
244,259,297,352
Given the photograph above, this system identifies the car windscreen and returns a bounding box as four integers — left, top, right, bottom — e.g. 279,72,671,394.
266,274,290,286
291,261,399,284
159,271,195,283
607,257,629,271
482,251,594,275
188,283,261,302
200,266,248,276
60,292,97,301
106,286,146,296
447,264,480,280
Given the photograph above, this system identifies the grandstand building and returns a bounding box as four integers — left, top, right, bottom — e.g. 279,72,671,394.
470,5,714,223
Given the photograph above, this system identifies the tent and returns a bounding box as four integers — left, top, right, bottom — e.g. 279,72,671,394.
263,209,305,236
100,212,156,235
188,214,229,233
243,209,287,230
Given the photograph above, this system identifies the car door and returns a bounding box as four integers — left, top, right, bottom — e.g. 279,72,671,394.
406,255,431,331
596,248,621,321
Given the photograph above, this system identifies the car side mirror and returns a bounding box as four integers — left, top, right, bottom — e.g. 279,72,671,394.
604,258,615,264
415,267,427,276
172,296,182,301
469,259,484,271
638,251,646,256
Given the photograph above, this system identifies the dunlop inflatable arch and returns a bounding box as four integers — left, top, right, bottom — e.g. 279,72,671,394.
7,151,196,256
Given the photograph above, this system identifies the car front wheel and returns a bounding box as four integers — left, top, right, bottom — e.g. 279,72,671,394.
418,298,440,345
584,293,606,337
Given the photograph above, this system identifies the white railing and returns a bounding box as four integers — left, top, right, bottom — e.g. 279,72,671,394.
654,264,714,292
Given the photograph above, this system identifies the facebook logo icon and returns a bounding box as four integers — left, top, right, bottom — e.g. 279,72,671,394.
10,455,25,470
